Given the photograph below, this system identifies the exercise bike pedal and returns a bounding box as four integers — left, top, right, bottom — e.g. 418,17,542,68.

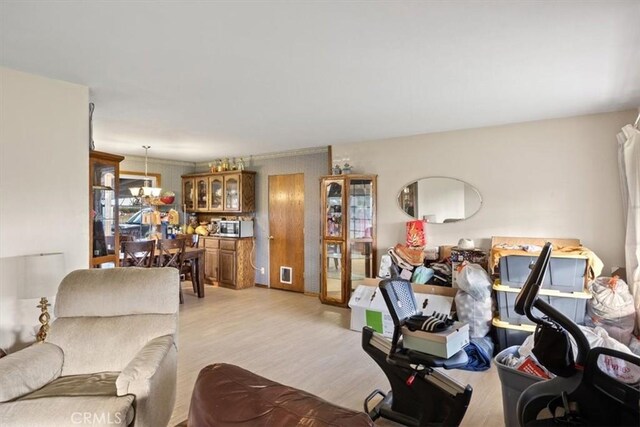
363,389,386,420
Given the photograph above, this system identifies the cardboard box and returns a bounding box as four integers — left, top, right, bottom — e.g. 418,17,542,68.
401,322,470,358
348,278,458,338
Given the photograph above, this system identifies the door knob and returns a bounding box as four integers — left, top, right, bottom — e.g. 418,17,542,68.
268,236,274,240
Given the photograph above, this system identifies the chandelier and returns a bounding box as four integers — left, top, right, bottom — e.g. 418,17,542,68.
129,145,162,197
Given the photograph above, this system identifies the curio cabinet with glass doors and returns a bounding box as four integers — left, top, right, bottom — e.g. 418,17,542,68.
320,174,377,306
90,151,124,268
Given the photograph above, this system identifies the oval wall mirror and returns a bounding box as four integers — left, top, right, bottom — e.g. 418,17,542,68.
397,177,482,223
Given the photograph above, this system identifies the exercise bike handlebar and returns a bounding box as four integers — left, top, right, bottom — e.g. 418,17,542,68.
513,242,590,366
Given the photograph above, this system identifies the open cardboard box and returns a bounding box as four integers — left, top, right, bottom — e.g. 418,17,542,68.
348,278,458,338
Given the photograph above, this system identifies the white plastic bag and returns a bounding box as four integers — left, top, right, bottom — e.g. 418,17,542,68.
520,326,640,384
578,326,640,384
455,290,492,338
456,263,491,301
586,276,635,345
588,277,635,318
629,336,640,357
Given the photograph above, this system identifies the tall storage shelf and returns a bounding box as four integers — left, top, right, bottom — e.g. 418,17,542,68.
182,170,256,213
90,151,124,268
320,174,377,307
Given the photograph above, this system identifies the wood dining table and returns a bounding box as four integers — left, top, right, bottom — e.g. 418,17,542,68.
120,246,206,298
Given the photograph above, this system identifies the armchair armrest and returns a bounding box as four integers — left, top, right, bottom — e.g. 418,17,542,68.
115,335,174,396
0,342,64,402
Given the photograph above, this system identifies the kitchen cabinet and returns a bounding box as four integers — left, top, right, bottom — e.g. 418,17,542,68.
219,248,236,284
208,175,224,211
183,178,195,211
201,236,254,289
320,174,377,307
181,170,256,213
203,237,220,282
90,150,124,268
195,176,209,211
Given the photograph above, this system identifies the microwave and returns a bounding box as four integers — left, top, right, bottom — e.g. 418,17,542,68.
218,220,254,238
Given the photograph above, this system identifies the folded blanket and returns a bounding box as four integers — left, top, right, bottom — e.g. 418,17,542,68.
458,337,493,372
394,244,425,266
388,247,414,270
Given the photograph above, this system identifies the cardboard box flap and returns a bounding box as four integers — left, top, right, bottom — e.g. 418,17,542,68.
360,277,457,298
491,236,581,249
348,285,377,309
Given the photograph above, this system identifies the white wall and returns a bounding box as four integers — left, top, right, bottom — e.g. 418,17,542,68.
0,67,88,351
333,110,634,272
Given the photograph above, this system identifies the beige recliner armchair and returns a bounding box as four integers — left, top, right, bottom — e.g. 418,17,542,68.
0,267,179,427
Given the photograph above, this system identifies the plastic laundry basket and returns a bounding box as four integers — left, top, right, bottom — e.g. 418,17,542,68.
494,345,545,427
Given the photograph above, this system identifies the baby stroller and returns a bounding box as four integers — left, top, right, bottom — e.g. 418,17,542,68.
362,278,472,426
514,242,640,426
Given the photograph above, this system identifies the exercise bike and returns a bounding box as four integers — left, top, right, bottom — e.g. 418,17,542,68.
514,242,640,426
362,278,473,426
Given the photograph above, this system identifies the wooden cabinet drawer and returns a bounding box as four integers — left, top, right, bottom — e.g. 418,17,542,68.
220,239,236,251
203,238,219,249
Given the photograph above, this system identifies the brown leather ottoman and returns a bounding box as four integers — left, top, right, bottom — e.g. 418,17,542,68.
188,363,374,427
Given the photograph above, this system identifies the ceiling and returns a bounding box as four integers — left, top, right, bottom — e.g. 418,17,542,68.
1,1,639,162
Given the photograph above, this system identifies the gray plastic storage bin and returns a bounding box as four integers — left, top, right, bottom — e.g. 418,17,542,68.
495,346,545,427
494,283,590,326
492,318,535,352
499,255,587,292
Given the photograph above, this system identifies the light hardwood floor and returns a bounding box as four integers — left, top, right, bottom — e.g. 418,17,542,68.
170,284,505,426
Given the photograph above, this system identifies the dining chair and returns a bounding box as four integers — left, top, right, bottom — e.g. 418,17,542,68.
120,240,155,268
178,234,200,293
157,238,186,304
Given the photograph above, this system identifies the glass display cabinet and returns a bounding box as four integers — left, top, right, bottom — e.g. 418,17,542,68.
320,174,377,306
196,176,208,211
224,173,240,211
209,175,223,211
181,171,255,213
90,151,124,268
183,178,195,211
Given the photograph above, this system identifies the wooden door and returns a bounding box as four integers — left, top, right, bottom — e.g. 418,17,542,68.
268,174,305,292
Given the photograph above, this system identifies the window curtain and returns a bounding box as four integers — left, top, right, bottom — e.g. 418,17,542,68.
617,121,640,331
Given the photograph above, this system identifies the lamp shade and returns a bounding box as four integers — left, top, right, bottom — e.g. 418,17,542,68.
16,253,66,299
129,186,162,197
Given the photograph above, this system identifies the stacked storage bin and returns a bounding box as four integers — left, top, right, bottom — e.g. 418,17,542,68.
492,254,591,351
